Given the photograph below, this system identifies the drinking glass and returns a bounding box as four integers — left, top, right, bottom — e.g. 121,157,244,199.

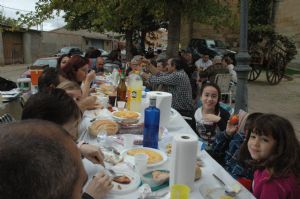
134,154,148,174
97,130,107,148
117,101,126,110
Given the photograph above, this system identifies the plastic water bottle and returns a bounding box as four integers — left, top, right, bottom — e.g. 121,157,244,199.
111,69,120,86
127,71,143,112
143,96,160,149
140,91,149,121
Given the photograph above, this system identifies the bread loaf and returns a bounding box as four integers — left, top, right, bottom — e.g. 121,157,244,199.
194,165,202,181
88,119,119,136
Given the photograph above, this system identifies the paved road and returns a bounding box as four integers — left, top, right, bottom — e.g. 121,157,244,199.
1,65,300,139
0,64,28,82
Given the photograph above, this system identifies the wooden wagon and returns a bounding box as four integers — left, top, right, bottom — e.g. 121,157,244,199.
248,38,289,85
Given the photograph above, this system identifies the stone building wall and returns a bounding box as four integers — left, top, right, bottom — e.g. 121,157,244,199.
180,0,240,50
180,0,300,69
274,0,300,67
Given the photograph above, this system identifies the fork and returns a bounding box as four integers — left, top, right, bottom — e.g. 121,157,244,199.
212,173,238,197
107,168,117,178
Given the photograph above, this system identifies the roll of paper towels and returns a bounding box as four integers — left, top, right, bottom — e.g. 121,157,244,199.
146,91,172,127
170,134,198,191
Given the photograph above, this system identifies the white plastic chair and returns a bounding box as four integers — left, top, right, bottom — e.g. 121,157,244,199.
214,73,232,105
0,113,15,124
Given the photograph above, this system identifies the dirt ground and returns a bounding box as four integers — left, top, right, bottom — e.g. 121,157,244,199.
1,65,300,139
248,72,300,140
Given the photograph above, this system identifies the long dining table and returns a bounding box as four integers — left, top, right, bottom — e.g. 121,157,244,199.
79,108,255,199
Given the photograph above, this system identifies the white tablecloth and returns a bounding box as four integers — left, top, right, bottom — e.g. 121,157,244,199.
79,108,255,199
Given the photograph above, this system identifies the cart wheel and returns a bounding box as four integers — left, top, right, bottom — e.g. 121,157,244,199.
248,51,262,81
248,63,262,81
266,54,285,85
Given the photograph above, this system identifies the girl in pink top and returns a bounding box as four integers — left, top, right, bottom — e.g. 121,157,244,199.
239,114,300,199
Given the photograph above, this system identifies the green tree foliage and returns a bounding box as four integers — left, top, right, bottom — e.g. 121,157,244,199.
0,11,19,31
248,0,297,64
17,0,231,58
18,0,163,59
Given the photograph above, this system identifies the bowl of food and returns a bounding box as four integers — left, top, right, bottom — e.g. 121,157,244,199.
112,110,141,124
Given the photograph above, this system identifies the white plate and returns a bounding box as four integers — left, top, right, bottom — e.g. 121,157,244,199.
121,147,168,167
108,169,141,195
84,109,112,119
112,111,141,124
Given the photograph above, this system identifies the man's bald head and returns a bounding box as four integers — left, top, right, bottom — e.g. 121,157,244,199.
0,120,84,199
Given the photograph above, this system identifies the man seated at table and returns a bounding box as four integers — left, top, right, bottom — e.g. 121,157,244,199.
0,120,88,199
195,54,213,71
141,57,195,127
199,55,229,83
126,55,144,76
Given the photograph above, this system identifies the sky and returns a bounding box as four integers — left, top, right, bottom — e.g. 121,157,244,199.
0,0,65,31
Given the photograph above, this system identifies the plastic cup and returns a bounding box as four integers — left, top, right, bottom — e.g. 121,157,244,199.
117,101,126,110
134,153,148,173
122,134,135,149
17,78,31,91
30,69,43,86
170,184,190,199
99,96,109,108
97,130,107,146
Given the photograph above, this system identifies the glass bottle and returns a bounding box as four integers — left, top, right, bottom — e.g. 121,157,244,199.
117,70,127,101
143,96,160,149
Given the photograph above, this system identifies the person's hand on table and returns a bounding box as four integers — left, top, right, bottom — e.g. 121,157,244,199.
85,171,113,199
79,144,105,166
86,70,96,83
203,113,221,123
77,96,103,111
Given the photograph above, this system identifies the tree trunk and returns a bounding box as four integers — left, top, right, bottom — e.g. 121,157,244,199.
167,8,181,58
140,30,146,53
125,30,133,61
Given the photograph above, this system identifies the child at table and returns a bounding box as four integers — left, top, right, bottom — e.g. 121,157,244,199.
239,114,300,199
194,82,230,150
211,111,262,190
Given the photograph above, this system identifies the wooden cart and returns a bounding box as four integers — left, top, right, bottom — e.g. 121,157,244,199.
248,38,288,85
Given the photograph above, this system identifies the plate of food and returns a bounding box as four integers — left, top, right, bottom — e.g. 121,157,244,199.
88,119,119,136
112,110,141,124
122,147,168,167
95,84,115,96
140,169,169,188
108,169,141,195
